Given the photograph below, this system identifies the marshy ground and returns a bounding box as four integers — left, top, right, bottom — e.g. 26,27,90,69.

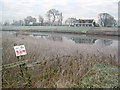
2,31,119,88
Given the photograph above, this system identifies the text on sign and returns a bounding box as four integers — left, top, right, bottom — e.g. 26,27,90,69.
14,45,27,56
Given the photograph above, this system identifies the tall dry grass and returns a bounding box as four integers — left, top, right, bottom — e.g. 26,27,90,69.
2,32,118,88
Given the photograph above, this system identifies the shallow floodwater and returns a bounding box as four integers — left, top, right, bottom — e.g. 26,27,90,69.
2,31,119,50
30,32,119,49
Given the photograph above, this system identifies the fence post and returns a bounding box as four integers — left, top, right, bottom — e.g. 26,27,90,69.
14,43,31,87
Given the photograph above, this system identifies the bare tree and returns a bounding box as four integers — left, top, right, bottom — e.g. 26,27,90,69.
98,13,117,27
46,9,63,26
65,18,77,26
38,15,44,25
3,21,10,26
118,1,120,26
12,20,24,26
56,13,63,26
24,16,36,26
24,18,29,26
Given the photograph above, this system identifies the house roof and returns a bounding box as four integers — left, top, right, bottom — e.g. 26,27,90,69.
76,19,94,23
79,19,94,21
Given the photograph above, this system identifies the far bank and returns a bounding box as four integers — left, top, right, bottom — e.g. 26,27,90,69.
1,26,119,36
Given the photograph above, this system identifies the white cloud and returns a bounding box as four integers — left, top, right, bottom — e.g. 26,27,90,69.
0,0,119,22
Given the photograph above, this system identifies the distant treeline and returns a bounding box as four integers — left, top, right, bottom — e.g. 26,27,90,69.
2,9,117,27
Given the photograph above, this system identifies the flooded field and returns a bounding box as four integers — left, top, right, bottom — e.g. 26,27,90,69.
2,31,119,88
4,31,119,48
31,32,118,47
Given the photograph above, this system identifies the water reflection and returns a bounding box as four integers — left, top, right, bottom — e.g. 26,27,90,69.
94,39,113,46
30,33,118,47
62,37,75,44
108,40,119,49
32,34,49,39
2,31,119,48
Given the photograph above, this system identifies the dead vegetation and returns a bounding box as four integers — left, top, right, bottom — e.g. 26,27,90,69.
2,32,118,88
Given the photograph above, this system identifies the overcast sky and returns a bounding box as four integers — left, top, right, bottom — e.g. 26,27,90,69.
0,0,119,22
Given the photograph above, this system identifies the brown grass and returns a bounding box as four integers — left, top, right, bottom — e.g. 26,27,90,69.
2,32,118,88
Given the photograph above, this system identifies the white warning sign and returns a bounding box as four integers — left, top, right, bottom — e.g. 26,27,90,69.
14,45,27,56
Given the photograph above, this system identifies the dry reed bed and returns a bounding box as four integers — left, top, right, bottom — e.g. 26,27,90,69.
2,33,118,88
2,33,118,65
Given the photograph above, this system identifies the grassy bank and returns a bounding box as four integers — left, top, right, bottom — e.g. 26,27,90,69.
2,26,119,36
2,26,91,33
2,33,119,88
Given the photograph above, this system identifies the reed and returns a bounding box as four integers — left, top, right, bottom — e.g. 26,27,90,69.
2,33,118,88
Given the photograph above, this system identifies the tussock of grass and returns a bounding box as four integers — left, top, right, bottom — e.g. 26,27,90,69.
78,63,118,88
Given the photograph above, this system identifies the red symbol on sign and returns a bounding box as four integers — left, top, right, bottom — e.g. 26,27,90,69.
14,45,26,56
19,50,22,54
16,50,19,55
22,50,25,53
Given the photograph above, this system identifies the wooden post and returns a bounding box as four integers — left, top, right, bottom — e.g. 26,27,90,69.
14,43,31,87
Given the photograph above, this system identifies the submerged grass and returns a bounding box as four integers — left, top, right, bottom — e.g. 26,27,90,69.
2,32,119,88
